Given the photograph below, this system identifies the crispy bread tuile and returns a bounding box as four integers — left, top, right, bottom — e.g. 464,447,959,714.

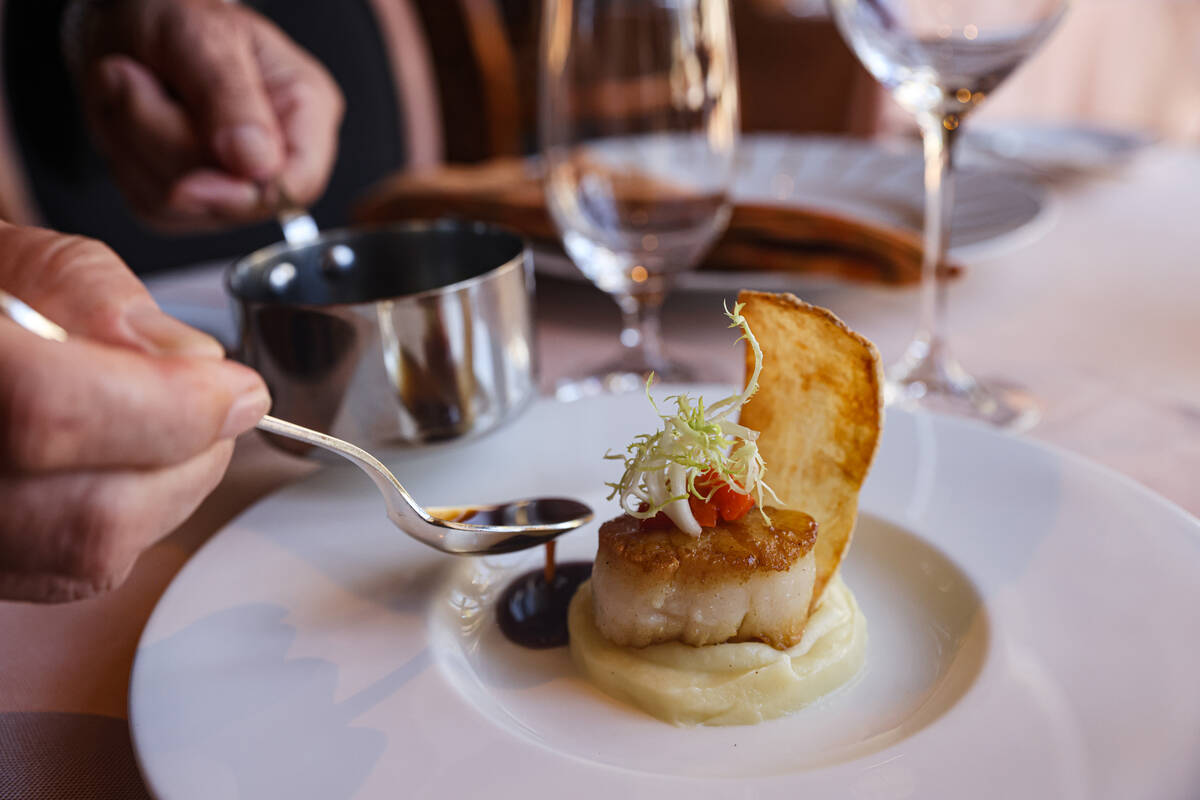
735,291,884,613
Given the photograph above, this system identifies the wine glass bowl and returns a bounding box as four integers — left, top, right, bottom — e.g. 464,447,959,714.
833,2,1067,119
830,0,1067,430
540,0,739,397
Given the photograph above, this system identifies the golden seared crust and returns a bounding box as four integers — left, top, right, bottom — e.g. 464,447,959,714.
597,507,817,584
745,615,805,650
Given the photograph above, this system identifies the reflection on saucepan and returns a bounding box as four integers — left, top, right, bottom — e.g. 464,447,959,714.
378,294,477,440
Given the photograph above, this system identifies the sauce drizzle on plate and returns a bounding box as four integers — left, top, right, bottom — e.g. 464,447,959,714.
497,546,593,649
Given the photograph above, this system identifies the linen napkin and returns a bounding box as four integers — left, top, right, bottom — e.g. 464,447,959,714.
356,159,954,285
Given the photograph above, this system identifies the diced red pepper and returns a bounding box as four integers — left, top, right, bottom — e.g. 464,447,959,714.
696,469,756,523
635,469,757,533
688,494,719,528
714,483,756,521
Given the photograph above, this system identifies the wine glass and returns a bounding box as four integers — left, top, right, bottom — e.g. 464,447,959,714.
829,0,1067,430
540,0,739,399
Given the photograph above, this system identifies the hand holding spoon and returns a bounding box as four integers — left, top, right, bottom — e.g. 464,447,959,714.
0,289,593,556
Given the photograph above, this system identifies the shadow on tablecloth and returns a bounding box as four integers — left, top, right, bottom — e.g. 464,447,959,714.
0,712,150,799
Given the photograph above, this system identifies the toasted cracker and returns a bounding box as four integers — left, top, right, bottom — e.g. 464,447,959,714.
736,291,884,612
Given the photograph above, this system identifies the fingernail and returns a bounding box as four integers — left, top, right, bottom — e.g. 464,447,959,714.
215,124,279,179
125,305,225,358
219,379,271,440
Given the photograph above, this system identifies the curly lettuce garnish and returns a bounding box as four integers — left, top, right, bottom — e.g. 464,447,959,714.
604,303,778,536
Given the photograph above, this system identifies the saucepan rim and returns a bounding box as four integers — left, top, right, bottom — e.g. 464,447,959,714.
226,218,529,310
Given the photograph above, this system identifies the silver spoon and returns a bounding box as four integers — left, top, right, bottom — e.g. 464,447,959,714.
0,288,593,555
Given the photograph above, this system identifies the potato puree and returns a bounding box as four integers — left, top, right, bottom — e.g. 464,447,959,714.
568,574,865,726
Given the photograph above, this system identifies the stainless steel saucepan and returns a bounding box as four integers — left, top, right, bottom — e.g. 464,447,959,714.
227,220,537,453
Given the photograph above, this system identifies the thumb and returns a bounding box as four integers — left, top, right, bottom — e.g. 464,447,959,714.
159,7,284,180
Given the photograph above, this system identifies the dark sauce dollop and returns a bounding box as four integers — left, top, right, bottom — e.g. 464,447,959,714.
497,560,592,648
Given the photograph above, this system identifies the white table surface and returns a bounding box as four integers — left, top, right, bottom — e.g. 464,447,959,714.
1,139,1197,797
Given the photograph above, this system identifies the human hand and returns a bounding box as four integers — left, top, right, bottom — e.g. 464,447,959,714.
0,223,270,602
67,0,344,230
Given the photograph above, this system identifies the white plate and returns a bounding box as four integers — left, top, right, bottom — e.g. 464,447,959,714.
130,388,1200,799
537,135,1052,292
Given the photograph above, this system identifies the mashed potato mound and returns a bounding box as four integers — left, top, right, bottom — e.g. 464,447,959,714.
568,574,866,726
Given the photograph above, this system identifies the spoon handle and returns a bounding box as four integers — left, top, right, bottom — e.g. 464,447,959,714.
0,289,68,342
270,181,320,247
255,415,429,527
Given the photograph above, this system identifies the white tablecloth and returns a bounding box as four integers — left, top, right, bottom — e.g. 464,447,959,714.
1,140,1197,796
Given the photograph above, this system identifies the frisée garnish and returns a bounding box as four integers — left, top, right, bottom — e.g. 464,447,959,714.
604,303,779,536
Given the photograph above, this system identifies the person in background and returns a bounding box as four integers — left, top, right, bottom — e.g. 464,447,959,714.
0,0,388,602
4,0,404,271
62,0,344,235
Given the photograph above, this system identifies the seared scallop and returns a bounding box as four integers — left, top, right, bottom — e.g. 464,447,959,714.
591,507,818,650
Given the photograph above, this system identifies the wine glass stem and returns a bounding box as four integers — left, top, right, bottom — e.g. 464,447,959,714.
616,289,667,372
914,115,959,362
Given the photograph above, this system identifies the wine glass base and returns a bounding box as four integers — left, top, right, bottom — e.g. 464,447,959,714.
554,355,705,402
885,373,1040,432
